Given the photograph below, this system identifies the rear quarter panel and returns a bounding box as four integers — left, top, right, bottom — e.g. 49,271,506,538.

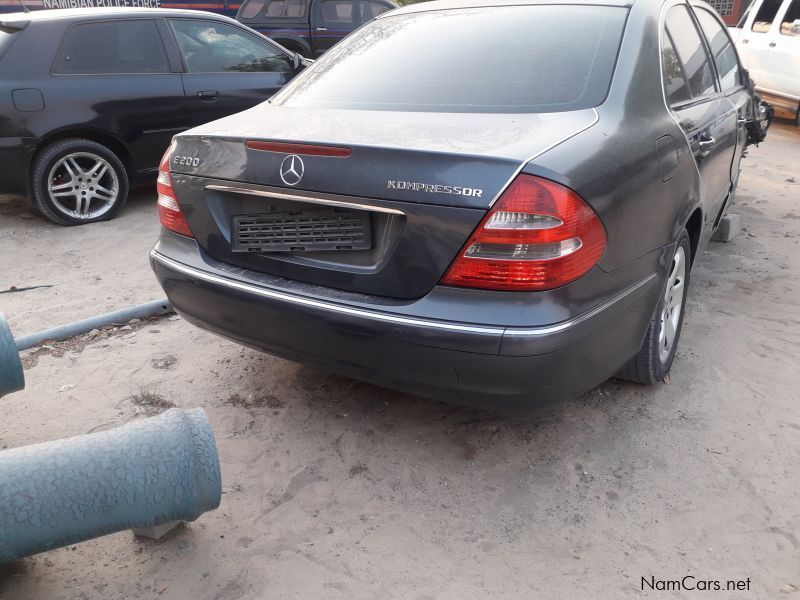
527,0,703,272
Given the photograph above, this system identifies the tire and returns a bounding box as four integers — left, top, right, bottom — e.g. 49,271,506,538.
618,231,691,385
31,138,129,226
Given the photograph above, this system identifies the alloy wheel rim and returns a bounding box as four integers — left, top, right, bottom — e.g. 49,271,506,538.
47,152,119,220
658,245,686,363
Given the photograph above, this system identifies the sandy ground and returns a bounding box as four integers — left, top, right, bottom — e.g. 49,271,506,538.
0,121,799,600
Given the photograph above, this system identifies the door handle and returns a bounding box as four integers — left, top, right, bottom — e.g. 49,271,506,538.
197,90,219,101
741,38,748,43
316,27,328,31
768,41,776,47
698,135,716,156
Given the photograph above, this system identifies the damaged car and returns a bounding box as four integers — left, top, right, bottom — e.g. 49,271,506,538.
151,0,770,409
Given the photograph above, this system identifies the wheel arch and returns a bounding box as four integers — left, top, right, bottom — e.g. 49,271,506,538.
30,128,134,194
684,206,703,267
270,35,312,57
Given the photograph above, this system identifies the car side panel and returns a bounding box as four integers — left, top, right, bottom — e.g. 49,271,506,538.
527,0,704,272
0,18,191,177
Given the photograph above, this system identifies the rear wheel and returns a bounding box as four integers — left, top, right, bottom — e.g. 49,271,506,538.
618,232,691,384
31,138,129,226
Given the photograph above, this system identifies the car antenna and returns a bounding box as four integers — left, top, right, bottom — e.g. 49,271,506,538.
16,0,30,12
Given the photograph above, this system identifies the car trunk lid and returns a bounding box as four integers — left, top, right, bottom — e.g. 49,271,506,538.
169,105,597,299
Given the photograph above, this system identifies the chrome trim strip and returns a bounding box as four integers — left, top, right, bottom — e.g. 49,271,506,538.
204,184,406,216
151,250,657,339
488,107,600,207
503,272,658,336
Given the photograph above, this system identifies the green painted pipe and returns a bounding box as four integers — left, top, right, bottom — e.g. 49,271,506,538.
0,313,24,398
0,408,222,562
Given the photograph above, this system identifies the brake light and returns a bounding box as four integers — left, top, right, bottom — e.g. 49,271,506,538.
441,175,606,291
157,142,193,238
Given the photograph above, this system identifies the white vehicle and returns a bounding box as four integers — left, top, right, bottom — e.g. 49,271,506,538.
729,0,800,123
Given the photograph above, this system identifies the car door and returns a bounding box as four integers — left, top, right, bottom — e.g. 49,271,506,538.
311,0,356,56
736,0,784,84
661,2,738,227
691,4,751,199
50,18,190,173
168,17,295,126
761,0,800,100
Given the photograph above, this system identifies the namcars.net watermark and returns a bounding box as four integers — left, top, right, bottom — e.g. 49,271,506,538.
642,576,752,592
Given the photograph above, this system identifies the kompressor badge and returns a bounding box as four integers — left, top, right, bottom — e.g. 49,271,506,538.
387,180,483,198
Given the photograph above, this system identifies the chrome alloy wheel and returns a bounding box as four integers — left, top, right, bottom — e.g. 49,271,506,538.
658,245,686,363
47,152,120,220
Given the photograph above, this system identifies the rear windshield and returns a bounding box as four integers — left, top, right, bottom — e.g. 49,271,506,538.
273,5,628,113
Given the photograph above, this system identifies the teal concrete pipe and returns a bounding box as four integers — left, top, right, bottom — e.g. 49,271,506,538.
0,408,222,562
0,313,24,398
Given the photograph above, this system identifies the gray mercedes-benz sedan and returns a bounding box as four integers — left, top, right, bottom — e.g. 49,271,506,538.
150,0,770,409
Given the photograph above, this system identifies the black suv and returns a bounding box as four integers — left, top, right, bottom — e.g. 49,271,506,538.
236,0,396,57
0,8,304,225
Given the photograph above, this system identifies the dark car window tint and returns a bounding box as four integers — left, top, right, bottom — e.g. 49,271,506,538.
321,0,355,24
662,29,692,105
780,0,800,35
239,0,267,19
751,0,782,31
53,20,168,74
695,8,742,91
360,0,391,21
274,5,627,113
265,0,308,18
171,19,291,73
665,5,717,99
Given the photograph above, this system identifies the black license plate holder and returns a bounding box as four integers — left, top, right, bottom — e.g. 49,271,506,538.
232,208,372,253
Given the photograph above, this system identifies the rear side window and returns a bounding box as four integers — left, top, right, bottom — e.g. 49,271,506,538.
359,0,391,21
694,7,742,91
53,20,169,74
751,0,782,32
320,0,355,24
274,5,628,113
265,0,308,18
171,19,292,73
780,0,800,35
664,5,716,100
661,30,692,105
239,0,267,19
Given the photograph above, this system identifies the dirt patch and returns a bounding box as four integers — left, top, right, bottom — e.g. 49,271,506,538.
129,388,176,416
225,392,285,409
151,354,179,369
19,314,173,369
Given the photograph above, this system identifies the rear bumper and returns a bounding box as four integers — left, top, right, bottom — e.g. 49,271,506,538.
151,238,663,410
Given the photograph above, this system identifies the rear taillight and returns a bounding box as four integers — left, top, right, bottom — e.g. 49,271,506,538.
441,175,606,291
157,141,193,238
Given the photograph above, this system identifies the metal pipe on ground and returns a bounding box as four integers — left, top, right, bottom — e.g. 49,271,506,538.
14,299,173,351
0,313,24,398
0,408,222,563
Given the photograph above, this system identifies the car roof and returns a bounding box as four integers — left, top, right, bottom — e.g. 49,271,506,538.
0,7,229,25
382,0,634,17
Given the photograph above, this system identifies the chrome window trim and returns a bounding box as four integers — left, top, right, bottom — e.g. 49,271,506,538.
659,0,704,183
151,249,656,339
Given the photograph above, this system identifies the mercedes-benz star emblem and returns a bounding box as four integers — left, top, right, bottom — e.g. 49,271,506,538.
280,154,304,186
